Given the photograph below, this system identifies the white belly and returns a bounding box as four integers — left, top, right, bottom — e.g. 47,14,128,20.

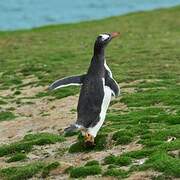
88,85,112,137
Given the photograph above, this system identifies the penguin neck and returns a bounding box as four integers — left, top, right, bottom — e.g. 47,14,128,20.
93,45,105,57
88,46,105,76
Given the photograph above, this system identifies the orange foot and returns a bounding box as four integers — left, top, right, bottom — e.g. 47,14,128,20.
84,133,95,147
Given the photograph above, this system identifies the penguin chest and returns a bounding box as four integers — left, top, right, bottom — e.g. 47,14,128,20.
100,85,112,119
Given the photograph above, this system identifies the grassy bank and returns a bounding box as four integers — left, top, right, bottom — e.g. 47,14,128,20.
0,6,180,88
0,5,180,179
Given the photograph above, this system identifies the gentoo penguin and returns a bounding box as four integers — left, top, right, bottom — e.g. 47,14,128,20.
49,32,120,146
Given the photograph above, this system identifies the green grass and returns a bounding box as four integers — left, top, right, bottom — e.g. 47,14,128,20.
85,160,100,166
104,155,132,166
36,86,80,99
70,165,102,178
0,75,22,89
41,162,60,178
0,6,180,88
0,161,60,180
0,133,64,157
0,162,44,180
122,79,176,88
0,99,7,105
121,86,180,107
6,153,27,163
103,168,128,178
0,111,16,122
141,151,180,177
13,90,21,95
140,126,180,147
112,130,134,145
0,5,180,179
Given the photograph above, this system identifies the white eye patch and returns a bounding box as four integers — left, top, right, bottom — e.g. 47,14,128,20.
99,34,110,41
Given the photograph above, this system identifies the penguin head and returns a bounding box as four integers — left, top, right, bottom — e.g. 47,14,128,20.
95,32,120,48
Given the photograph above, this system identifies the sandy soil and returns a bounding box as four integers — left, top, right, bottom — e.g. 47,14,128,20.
0,94,78,143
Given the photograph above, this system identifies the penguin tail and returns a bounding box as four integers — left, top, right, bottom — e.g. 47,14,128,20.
64,124,81,134
64,124,87,136
64,124,77,132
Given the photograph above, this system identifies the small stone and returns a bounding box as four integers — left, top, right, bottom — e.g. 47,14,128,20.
168,150,180,158
167,136,176,142
81,154,92,161
133,158,148,165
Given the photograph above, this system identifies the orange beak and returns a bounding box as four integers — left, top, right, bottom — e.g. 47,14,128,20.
111,32,120,38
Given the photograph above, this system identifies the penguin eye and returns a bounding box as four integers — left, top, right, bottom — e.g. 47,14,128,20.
99,34,110,41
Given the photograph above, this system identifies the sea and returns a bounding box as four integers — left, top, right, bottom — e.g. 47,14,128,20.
0,0,180,30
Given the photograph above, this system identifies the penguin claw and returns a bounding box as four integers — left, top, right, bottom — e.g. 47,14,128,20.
84,133,95,147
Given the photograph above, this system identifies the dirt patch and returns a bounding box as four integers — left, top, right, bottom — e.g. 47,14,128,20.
0,74,80,143
21,75,38,85
0,75,39,97
19,85,45,97
110,101,128,111
86,177,117,180
0,89,13,97
122,87,137,94
0,95,78,143
126,171,161,180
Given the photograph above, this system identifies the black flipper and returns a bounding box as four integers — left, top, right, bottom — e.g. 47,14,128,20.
49,74,85,90
105,77,120,97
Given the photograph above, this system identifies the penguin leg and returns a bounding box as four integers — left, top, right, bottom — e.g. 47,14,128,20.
49,74,85,90
84,132,95,147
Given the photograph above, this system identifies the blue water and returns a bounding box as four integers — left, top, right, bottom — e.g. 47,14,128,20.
0,0,180,30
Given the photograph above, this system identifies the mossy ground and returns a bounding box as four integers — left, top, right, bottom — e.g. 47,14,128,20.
0,111,16,122
41,162,60,178
6,153,27,163
0,5,180,179
0,162,44,180
104,154,132,166
103,168,128,178
0,133,64,157
0,162,61,180
85,160,100,166
70,165,102,178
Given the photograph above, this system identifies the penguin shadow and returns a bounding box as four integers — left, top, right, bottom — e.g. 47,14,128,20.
84,140,96,148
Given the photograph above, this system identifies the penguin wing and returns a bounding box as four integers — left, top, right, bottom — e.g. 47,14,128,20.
49,74,85,90
105,77,120,97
